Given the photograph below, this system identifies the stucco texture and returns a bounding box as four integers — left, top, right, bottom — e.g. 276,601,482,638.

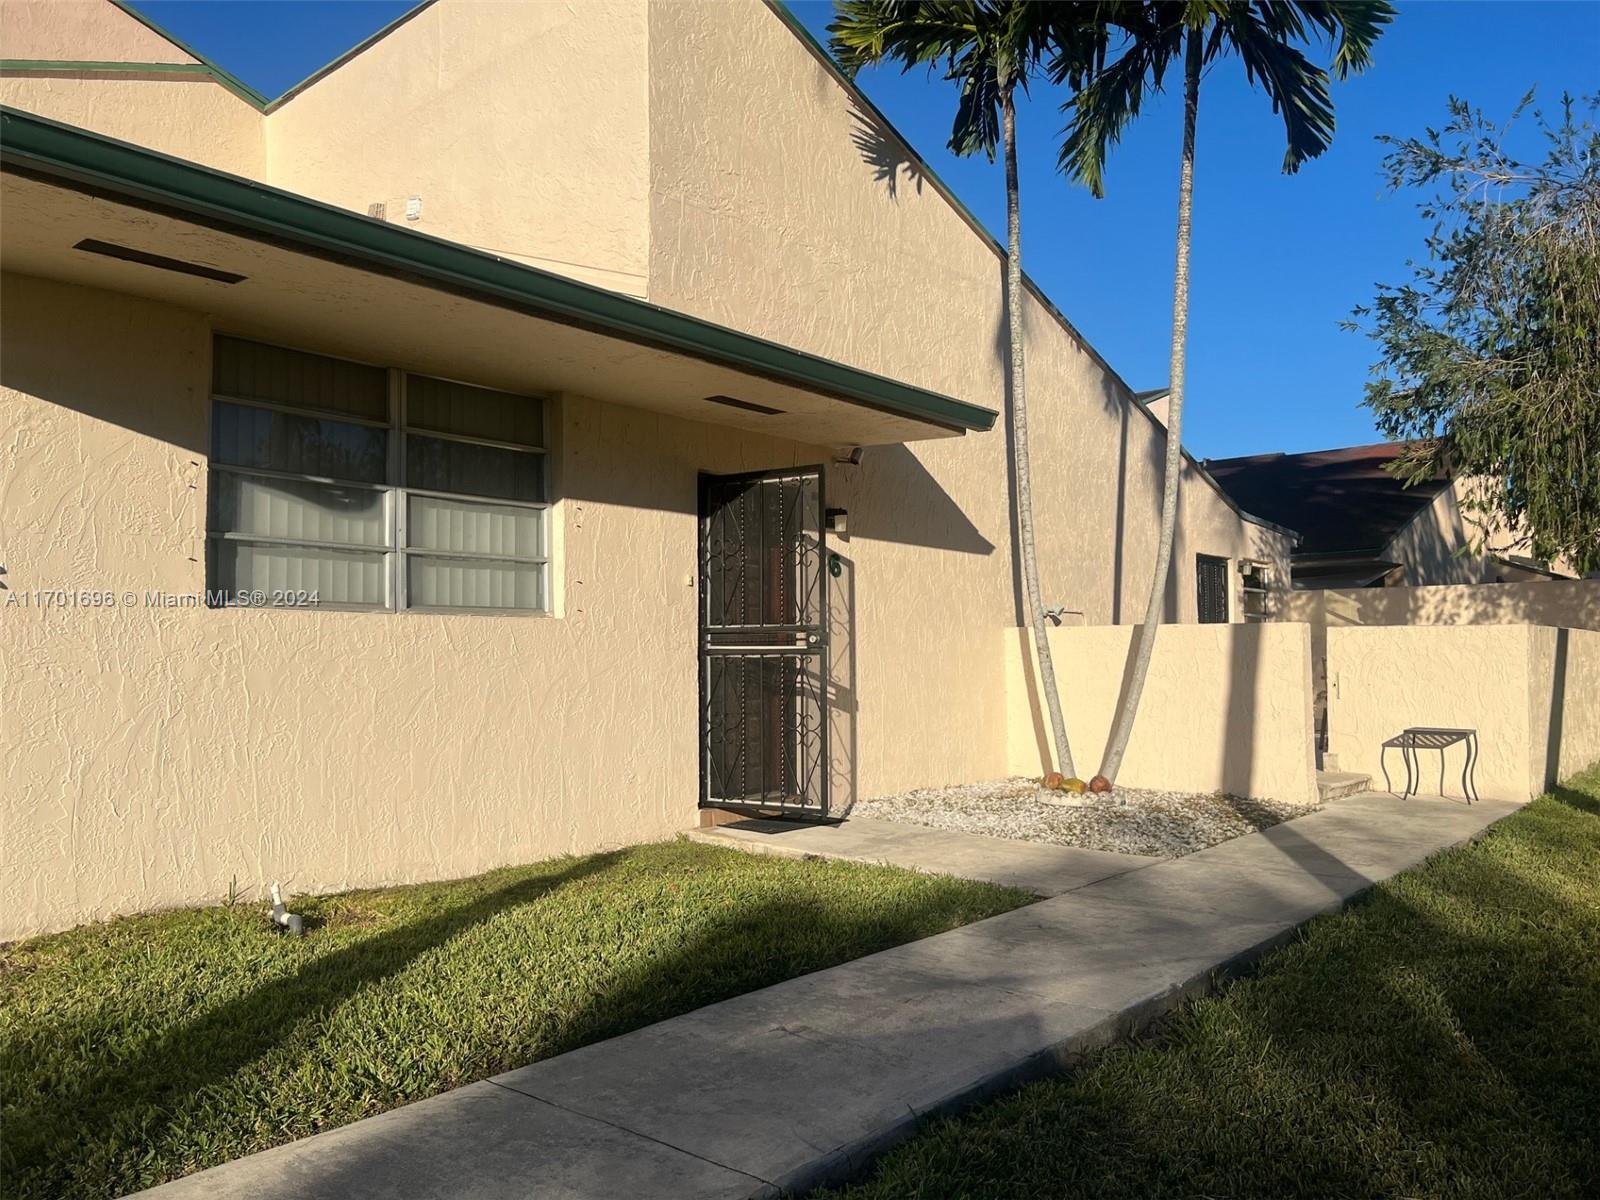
0,75,266,175
644,0,1289,795
1,274,828,938
1,0,263,174
1325,624,1600,802
1282,579,1600,634
1372,477,1577,586
0,0,197,64
263,0,651,296
1,0,1299,936
1004,623,1318,804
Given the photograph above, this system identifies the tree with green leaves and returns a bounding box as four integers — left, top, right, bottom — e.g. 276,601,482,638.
1056,1,1395,790
1349,93,1600,575
830,2,1109,782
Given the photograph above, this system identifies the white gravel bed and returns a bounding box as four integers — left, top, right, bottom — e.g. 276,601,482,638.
849,778,1320,858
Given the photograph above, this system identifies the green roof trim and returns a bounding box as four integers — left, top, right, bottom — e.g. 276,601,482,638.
0,106,994,436
0,58,268,110
105,0,270,108
97,0,436,114
8,2,435,114
265,0,437,112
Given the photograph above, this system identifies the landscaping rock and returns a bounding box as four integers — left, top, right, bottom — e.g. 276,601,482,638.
852,778,1321,858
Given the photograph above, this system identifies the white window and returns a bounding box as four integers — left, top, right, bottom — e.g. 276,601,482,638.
207,336,548,612
1240,560,1272,621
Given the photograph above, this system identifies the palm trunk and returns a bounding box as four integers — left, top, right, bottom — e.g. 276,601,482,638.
1002,90,1075,780
1097,25,1201,787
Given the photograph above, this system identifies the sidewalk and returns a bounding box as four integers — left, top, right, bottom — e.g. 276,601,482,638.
688,814,1160,894
138,791,1523,1200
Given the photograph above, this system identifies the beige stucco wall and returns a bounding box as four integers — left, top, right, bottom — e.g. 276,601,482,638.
0,75,265,175
1383,480,1500,586
1003,623,1319,804
1379,477,1573,586
0,0,197,63
263,0,651,296
644,0,1291,801
1282,579,1600,633
0,0,266,175
646,0,1287,633
1541,628,1600,783
0,271,837,939
1325,624,1600,802
1,0,1298,936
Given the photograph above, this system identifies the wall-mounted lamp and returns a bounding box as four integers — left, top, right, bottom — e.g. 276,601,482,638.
825,507,849,537
833,446,865,465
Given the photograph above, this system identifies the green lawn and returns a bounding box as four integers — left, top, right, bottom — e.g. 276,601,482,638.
0,839,1028,1199
829,771,1600,1200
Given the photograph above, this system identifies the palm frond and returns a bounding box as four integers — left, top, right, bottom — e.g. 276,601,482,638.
1223,4,1339,172
829,1,1058,161
1058,39,1164,198
1290,1,1397,78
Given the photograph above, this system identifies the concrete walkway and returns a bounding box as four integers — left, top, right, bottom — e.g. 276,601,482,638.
139,791,1524,1200
688,815,1159,895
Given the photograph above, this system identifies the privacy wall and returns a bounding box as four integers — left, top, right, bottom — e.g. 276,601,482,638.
1004,623,1320,805
1326,624,1600,802
1282,580,1600,633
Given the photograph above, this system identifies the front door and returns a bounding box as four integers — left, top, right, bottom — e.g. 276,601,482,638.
698,467,829,817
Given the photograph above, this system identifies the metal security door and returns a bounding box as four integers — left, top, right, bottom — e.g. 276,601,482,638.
1196,554,1230,624
699,467,829,817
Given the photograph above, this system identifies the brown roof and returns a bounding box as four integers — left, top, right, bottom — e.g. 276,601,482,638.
1203,442,1450,556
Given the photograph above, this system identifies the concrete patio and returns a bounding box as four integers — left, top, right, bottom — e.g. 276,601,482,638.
137,790,1525,1200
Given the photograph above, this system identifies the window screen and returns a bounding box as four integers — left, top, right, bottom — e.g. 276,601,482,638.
206,338,548,613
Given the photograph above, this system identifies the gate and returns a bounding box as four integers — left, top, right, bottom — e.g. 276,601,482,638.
699,467,829,817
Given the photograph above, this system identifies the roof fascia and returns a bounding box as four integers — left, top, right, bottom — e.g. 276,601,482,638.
0,105,996,436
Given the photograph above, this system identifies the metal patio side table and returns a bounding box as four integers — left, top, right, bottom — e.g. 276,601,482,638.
1381,727,1480,803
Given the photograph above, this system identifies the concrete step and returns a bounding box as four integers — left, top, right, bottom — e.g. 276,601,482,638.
1317,770,1372,803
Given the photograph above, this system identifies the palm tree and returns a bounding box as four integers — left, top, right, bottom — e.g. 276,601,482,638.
1057,1,1395,789
831,2,1106,782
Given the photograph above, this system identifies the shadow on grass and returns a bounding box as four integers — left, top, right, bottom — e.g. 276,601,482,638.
6,853,621,1197
1551,780,1600,816
828,793,1600,1199
8,846,1021,1199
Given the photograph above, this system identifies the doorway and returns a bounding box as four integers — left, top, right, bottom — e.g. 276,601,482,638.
698,467,830,817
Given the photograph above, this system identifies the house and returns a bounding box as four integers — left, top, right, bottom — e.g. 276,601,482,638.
1205,442,1573,589
0,0,1294,939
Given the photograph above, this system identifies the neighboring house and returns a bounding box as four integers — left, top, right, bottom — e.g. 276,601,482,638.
0,0,1292,938
1204,442,1572,589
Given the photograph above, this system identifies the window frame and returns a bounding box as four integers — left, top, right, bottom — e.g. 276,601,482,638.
1239,560,1272,622
206,339,551,615
394,370,550,614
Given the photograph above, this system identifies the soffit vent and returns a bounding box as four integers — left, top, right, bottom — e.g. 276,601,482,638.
73,238,245,284
704,394,783,416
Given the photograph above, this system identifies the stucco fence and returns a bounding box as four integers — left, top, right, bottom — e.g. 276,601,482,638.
1004,623,1321,806
1281,579,1600,633
1326,624,1600,802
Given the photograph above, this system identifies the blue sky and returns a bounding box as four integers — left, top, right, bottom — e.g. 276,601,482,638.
134,0,1598,458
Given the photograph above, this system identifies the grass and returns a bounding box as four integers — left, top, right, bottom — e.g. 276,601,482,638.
0,838,1028,1199
828,771,1600,1200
